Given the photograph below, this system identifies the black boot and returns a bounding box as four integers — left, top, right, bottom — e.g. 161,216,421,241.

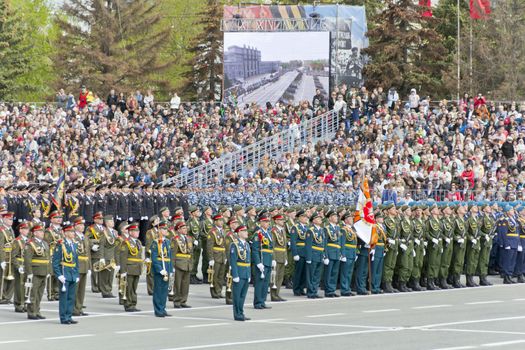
383,281,395,293
439,277,451,289
432,278,441,290
518,275,525,283
420,277,428,289
503,275,513,284
411,279,422,292
398,282,410,292
452,275,462,288
427,279,437,290
479,275,492,286
466,275,476,287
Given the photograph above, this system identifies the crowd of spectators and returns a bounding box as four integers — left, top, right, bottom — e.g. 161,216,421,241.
1,83,524,204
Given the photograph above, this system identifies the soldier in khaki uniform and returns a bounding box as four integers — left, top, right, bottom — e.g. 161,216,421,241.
25,225,50,320
72,216,90,316
201,207,213,283
0,212,16,304
245,206,258,241
86,212,105,293
224,218,239,305
120,223,143,312
207,214,226,299
116,221,130,304
145,216,160,295
99,215,119,298
283,208,296,289
187,206,203,284
172,221,193,308
12,222,30,312
44,210,63,301
271,214,288,302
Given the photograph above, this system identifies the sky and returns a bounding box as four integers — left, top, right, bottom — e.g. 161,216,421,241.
224,32,330,62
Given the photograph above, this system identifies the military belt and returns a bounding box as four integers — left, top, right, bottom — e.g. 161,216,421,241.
3,248,12,252
16,257,23,262
344,244,357,248
312,246,324,252
236,262,250,267
156,258,170,262
507,234,519,237
376,243,385,246
31,259,49,264
176,253,191,258
61,262,76,268
520,235,525,239
327,243,341,249
78,256,89,261
296,242,305,247
128,258,143,263
274,247,286,252
262,249,273,253
212,247,225,252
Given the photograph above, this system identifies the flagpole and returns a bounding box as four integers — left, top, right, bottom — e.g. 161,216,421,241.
457,0,461,104
469,17,473,95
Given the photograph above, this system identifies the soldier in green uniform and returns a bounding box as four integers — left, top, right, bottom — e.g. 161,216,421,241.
187,206,203,285
465,203,481,287
86,212,105,293
382,202,399,293
323,210,342,297
207,214,226,299
478,203,495,286
270,214,287,301
230,225,251,321
396,205,414,292
150,221,173,318
98,215,119,298
340,212,357,296
25,225,49,320
201,207,213,283
224,217,239,305
450,203,467,288
72,217,90,316
426,203,443,290
246,206,258,241
43,210,63,301
172,221,193,308
0,212,16,303
12,222,29,312
439,204,455,289
145,216,160,295
120,223,143,312
283,207,296,289
409,205,426,292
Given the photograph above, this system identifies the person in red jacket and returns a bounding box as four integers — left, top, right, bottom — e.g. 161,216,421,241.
78,85,89,110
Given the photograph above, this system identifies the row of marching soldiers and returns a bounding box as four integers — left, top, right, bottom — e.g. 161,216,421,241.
1,200,522,321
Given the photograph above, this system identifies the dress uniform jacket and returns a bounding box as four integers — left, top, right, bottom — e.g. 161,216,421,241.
74,232,90,274
324,224,342,261
252,227,274,267
99,228,118,262
172,234,193,271
306,225,326,263
290,223,308,258
24,238,50,277
86,224,105,260
120,238,144,276
271,226,287,264
207,226,226,264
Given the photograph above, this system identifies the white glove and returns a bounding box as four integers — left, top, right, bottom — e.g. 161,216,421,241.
120,272,127,278
28,273,33,279
424,241,428,247
432,238,439,245
144,258,151,264
114,265,120,273
256,263,264,272
505,246,511,250
323,258,329,265
519,246,523,252
75,277,79,283
87,270,92,277
284,260,288,266
471,239,477,245
388,238,395,245
209,260,215,267
248,277,251,283
271,260,276,268
194,240,199,246
224,259,227,264
412,250,416,257
414,239,420,246
369,249,375,256
445,238,451,244
0,262,6,270
400,243,408,251
364,244,371,249
58,275,66,284
92,244,99,252
423,249,426,256
458,238,465,244
306,260,312,264
293,255,300,261
340,256,347,262
18,266,24,274
355,256,359,262
160,269,168,276
233,277,240,283
99,258,106,265
485,235,490,241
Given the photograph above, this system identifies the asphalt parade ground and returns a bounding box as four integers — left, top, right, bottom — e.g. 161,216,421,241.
1,276,525,350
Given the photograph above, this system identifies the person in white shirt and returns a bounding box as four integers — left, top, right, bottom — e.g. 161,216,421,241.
170,93,181,111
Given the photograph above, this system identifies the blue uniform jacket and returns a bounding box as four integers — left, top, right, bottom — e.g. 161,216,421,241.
306,225,326,263
230,240,251,279
324,224,343,260
341,225,358,260
52,240,79,282
290,223,308,257
497,216,520,249
150,238,173,274
252,228,273,267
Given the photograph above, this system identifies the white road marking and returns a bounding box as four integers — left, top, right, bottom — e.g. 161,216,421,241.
184,323,230,328
247,318,285,323
159,328,400,350
431,346,476,350
423,328,525,336
417,315,525,329
44,334,94,340
480,340,525,347
513,298,525,301
261,320,394,329
116,328,169,334
363,309,400,313
0,340,28,344
306,313,345,318
465,300,503,305
412,305,452,310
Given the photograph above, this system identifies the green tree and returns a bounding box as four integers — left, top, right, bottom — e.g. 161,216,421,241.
0,0,30,100
362,0,448,97
54,0,173,97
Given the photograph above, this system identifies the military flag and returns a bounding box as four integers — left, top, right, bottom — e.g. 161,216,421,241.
353,178,378,245
470,0,491,20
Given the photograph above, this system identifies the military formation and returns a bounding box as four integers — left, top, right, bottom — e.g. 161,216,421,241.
1,198,524,323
